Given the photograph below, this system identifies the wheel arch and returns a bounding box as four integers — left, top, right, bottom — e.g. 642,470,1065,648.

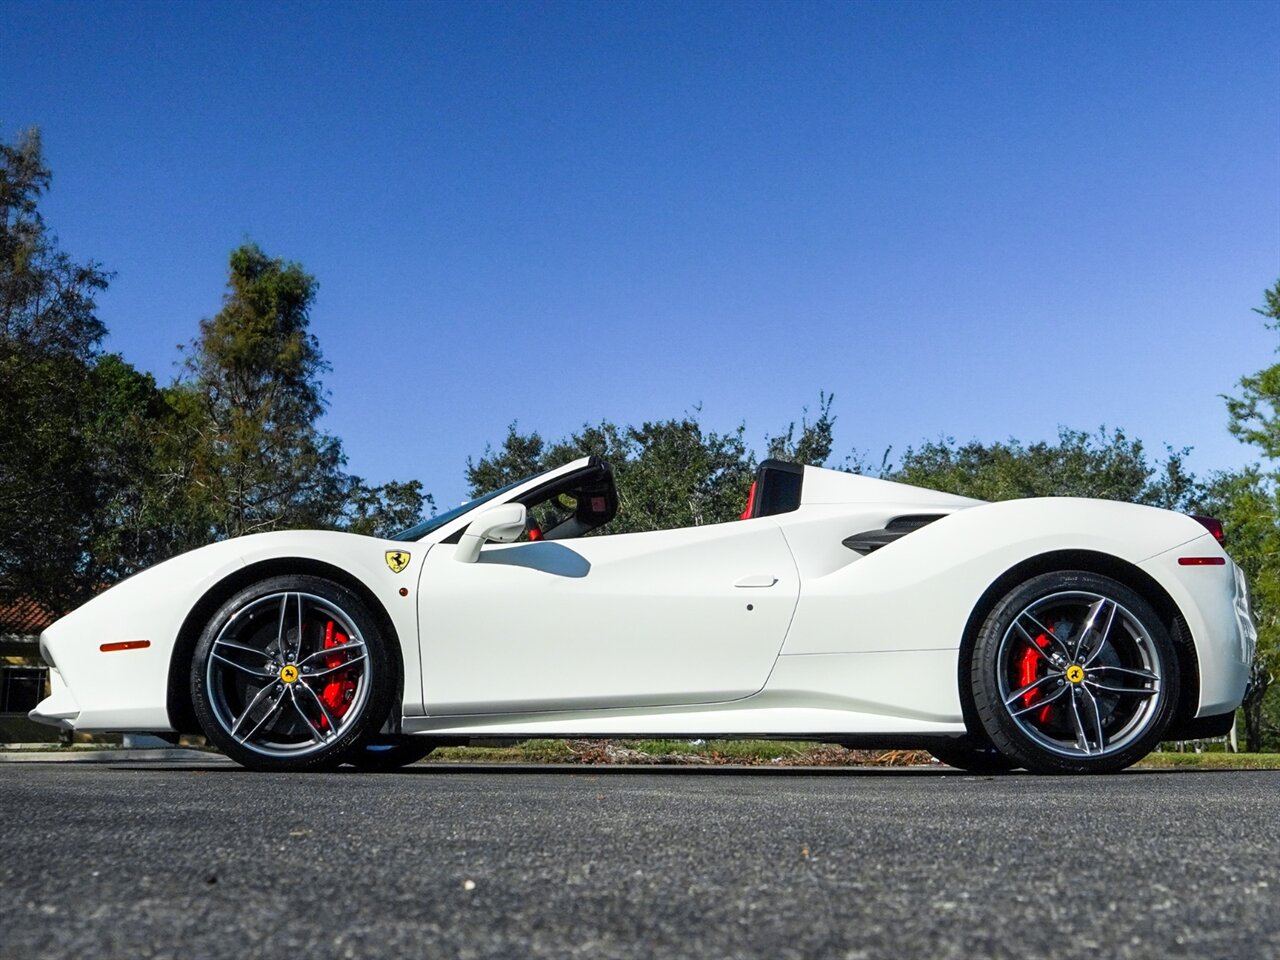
955,549,1200,739
166,557,405,735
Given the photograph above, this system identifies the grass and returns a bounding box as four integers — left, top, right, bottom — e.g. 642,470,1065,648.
427,738,931,766
431,739,578,763
427,738,1280,769
1137,751,1280,770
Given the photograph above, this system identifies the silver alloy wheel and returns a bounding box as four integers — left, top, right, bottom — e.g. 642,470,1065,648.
205,591,372,759
996,590,1163,759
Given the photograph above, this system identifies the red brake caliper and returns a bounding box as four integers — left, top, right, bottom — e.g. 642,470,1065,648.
318,620,356,730
1018,630,1055,725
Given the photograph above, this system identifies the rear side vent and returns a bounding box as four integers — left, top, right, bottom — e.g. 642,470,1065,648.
885,515,944,534
843,514,946,555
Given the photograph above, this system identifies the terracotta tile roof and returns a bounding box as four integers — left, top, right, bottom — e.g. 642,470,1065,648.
0,598,56,635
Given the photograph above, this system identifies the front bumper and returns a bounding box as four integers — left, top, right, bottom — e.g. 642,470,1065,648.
27,665,80,730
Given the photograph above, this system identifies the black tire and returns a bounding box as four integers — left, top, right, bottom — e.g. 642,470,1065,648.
190,575,395,772
970,570,1179,774
929,740,1019,774
348,739,437,771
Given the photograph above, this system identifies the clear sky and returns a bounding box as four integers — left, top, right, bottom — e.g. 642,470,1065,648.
3,0,1278,506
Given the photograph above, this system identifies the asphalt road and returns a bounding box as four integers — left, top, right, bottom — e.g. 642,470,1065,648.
1,763,1278,960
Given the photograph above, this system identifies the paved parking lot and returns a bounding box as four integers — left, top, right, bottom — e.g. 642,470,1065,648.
1,763,1276,959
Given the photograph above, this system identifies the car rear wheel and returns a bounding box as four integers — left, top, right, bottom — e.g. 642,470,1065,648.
970,571,1179,774
190,575,394,772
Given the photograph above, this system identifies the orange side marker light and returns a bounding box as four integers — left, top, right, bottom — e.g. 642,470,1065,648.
100,640,151,652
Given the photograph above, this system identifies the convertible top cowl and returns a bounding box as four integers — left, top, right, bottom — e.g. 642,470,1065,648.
799,465,985,509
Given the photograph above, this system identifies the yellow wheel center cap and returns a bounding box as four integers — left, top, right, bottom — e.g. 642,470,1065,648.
279,664,299,684
1065,664,1085,684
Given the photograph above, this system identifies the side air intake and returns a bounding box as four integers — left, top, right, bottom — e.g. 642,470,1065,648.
842,514,946,555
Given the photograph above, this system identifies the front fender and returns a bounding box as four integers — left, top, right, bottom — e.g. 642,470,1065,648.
33,531,424,732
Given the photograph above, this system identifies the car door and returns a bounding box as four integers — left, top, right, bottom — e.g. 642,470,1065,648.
416,519,800,715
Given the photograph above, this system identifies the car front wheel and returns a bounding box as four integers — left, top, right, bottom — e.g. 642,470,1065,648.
190,575,394,772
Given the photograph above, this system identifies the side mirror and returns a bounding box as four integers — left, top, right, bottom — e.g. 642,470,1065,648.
455,503,528,563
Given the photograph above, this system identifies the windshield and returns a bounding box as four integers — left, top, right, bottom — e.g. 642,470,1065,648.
390,475,535,542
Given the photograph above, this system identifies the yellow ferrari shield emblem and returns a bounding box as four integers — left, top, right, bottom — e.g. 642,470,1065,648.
385,550,411,574
1065,664,1085,684
279,664,299,684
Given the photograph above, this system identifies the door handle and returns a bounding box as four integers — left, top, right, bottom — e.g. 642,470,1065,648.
734,575,778,588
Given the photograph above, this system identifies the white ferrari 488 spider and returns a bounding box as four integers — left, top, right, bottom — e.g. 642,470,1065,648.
31,457,1255,774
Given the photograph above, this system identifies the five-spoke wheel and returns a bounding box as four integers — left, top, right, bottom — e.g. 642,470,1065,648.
191,575,394,771
971,571,1179,774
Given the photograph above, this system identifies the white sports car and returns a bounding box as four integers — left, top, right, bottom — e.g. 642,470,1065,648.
31,457,1255,774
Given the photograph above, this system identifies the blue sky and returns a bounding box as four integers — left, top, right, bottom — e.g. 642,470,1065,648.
3,0,1278,506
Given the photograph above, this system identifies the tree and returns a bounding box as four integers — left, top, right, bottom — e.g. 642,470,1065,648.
0,127,109,358
466,411,755,532
343,478,433,539
177,242,429,543
889,426,1202,511
464,424,554,496
1,130,424,612
1219,278,1280,749
614,416,754,531
1226,280,1280,458
81,356,188,585
465,396,853,533
0,347,100,609
1195,466,1279,750
0,126,158,611
765,391,837,467
181,244,349,538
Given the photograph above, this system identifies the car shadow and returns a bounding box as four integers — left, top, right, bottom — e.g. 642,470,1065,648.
478,542,591,578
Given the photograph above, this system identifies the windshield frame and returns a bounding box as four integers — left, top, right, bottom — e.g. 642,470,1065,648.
390,474,535,542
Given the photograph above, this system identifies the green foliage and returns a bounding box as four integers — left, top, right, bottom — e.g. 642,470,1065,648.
1226,280,1280,459
0,129,426,613
0,335,194,610
179,244,347,538
0,347,99,609
613,417,754,531
0,127,110,359
465,424,558,495
466,403,1205,541
174,242,428,543
343,479,433,539
1138,752,1280,769
465,397,846,534
0,127,160,609
1217,279,1280,749
766,391,837,467
81,356,192,585
467,412,756,532
890,426,1202,510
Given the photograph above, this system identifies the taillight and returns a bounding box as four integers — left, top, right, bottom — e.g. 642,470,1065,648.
740,481,757,521
1191,515,1225,544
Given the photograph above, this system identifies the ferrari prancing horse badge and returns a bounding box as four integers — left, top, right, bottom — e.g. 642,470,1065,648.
385,550,411,574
